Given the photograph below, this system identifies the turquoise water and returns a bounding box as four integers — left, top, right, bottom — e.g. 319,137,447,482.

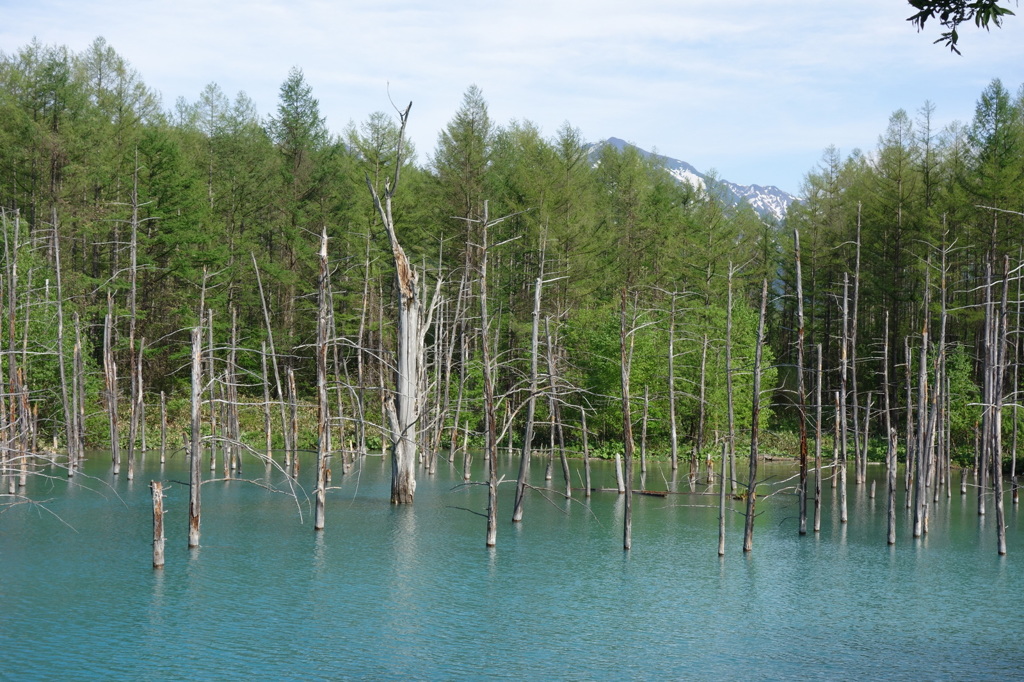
2,451,1022,680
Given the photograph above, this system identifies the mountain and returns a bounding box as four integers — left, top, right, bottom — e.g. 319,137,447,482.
599,137,797,222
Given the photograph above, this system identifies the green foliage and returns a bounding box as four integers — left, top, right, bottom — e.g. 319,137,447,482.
907,0,1017,53
1,38,1022,467
946,343,982,462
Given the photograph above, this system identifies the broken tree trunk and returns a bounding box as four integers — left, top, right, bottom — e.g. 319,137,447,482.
367,102,421,505
151,480,165,568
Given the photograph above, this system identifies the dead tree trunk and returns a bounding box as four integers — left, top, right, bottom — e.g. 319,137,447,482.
850,209,863,484
207,310,217,473
814,344,823,533
581,406,592,497
314,226,330,531
104,293,120,476
620,288,636,551
742,279,768,553
794,228,808,535
151,481,165,568
692,333,708,489
188,327,202,549
545,317,570,498
479,210,499,547
667,294,680,471
51,213,78,477
913,275,931,538
252,253,289,467
726,265,738,493
838,273,849,522
288,367,299,478
126,169,141,483
367,102,421,505
513,273,543,522
159,390,167,464
718,441,727,556
884,313,896,545
887,426,898,546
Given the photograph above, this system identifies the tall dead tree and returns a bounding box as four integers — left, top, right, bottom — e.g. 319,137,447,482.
667,293,680,472
620,288,636,551
126,165,142,482
51,212,77,476
742,279,769,553
913,272,932,539
814,343,823,533
725,265,738,493
104,292,120,475
838,273,849,522
794,229,808,535
513,271,544,523
188,326,203,549
366,102,422,505
314,226,331,531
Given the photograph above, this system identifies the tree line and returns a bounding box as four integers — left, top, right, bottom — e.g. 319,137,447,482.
1,38,1021,528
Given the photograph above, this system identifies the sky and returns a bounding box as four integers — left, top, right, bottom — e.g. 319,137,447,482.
2,0,1022,195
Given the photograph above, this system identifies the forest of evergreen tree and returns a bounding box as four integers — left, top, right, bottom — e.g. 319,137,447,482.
1,38,1022,493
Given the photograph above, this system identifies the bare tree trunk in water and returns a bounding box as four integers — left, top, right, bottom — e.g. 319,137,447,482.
479,207,499,547
726,265,738,493
913,275,931,538
513,273,543,522
314,226,330,531
850,209,863,485
545,317,570,498
366,103,421,505
794,229,808,535
581,407,592,497
883,313,896,546
52,212,77,477
668,295,679,471
887,427,898,546
104,293,120,476
252,253,288,468
126,167,141,483
814,344,823,533
151,480,165,568
992,255,1009,555
839,274,849,523
640,385,649,476
288,368,299,478
718,441,727,556
188,327,202,549
207,310,217,474
742,279,768,553
620,288,636,550
159,390,167,464
905,338,915,495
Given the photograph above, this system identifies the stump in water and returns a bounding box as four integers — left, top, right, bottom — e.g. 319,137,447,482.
151,480,165,568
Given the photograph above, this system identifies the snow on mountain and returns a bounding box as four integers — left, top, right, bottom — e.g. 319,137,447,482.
598,138,797,222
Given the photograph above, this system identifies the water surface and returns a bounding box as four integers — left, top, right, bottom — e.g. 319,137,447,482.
2,452,1021,680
